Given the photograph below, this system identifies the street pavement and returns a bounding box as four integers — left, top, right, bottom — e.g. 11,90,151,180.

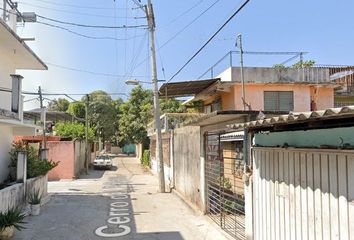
14,157,231,240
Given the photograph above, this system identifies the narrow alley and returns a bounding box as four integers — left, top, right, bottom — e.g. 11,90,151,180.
13,157,230,240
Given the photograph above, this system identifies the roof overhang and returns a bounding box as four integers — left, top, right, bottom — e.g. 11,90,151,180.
185,110,288,127
0,118,37,129
159,78,220,98
228,106,354,132
24,110,85,123
0,19,47,70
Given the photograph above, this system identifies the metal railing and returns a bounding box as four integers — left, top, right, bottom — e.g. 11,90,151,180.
197,51,354,87
1,0,21,31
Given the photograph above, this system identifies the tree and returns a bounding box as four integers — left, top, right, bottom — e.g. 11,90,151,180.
118,86,153,144
67,102,85,119
273,60,316,69
160,98,186,114
55,122,94,140
82,90,117,143
47,98,70,112
292,60,316,68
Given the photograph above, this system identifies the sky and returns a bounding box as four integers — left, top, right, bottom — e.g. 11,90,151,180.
14,0,354,110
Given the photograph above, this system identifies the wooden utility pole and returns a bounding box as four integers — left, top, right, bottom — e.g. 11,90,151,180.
84,94,89,174
146,0,165,192
237,34,246,110
38,86,46,149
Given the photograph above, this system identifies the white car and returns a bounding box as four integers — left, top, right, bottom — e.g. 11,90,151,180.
93,155,112,170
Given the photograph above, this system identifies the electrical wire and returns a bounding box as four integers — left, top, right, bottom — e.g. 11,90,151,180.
160,0,204,29
20,0,127,10
36,15,147,29
37,21,145,41
127,30,149,79
24,92,128,97
130,0,222,73
168,0,251,82
45,62,150,78
18,2,135,19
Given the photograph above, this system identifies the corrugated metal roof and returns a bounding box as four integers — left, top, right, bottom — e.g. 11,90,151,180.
159,78,220,97
220,131,244,142
228,106,354,130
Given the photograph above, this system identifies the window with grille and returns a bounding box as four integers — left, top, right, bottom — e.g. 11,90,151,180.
264,91,294,111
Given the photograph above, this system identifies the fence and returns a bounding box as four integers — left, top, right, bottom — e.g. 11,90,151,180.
0,174,48,213
252,147,354,240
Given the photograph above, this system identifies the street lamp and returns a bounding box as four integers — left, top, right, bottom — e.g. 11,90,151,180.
125,77,166,193
125,79,165,85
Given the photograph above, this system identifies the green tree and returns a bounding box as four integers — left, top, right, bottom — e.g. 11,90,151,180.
292,60,316,68
67,102,85,119
83,91,117,143
47,98,70,112
118,86,153,144
55,122,94,140
160,98,186,114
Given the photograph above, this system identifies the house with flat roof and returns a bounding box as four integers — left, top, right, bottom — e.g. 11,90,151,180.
0,3,47,182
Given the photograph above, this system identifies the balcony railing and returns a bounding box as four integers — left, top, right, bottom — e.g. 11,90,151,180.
0,0,20,31
197,51,353,86
147,113,205,136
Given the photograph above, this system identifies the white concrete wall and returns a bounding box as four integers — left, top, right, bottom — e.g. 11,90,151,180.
0,125,13,182
0,174,48,213
0,58,14,111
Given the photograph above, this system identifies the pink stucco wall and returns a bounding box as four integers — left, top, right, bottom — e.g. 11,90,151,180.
47,141,75,181
313,87,334,110
227,84,334,112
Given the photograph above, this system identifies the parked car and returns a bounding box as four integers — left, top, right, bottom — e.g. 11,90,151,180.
93,155,112,170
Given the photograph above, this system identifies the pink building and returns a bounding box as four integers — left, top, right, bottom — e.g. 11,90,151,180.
162,67,336,113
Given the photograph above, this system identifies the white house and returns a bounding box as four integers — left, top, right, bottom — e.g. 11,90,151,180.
0,4,47,182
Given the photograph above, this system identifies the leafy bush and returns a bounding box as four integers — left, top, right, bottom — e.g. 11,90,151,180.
8,141,59,181
141,150,150,167
55,122,95,141
0,207,26,231
217,176,232,190
27,159,59,179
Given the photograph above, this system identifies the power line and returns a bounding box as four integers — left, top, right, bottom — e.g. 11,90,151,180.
37,15,147,29
18,2,135,19
45,62,150,78
1,87,128,97
131,0,222,74
20,0,127,10
168,0,251,82
37,21,146,41
160,0,204,29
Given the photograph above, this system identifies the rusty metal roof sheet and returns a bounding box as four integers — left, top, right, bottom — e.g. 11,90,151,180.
228,106,354,130
159,78,220,97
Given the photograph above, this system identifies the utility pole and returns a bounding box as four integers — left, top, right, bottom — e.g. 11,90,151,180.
38,86,46,149
2,0,6,21
146,0,165,193
237,34,246,110
84,94,89,174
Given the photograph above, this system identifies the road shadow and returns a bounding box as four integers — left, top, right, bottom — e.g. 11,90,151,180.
14,192,184,240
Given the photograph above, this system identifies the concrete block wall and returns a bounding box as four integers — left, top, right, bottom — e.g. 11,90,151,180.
0,174,48,213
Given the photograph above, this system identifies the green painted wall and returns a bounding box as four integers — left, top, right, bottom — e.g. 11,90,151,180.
255,126,354,148
122,144,136,154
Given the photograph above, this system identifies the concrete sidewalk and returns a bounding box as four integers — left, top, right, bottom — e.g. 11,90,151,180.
14,157,231,240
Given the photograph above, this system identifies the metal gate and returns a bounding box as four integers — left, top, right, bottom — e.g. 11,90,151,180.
205,132,245,239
